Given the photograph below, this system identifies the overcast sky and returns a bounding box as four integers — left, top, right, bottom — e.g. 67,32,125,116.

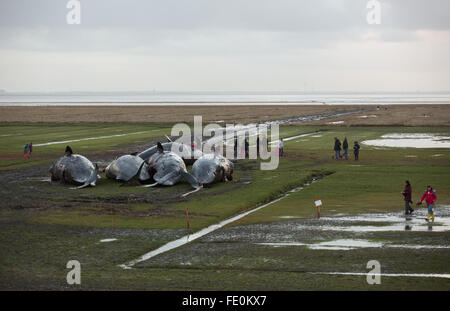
0,0,449,92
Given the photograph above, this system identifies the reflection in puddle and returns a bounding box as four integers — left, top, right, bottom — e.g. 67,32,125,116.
362,133,450,148
318,207,450,233
258,239,382,250
258,239,450,251
259,207,450,251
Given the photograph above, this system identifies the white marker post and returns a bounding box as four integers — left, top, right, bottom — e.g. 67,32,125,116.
314,198,322,219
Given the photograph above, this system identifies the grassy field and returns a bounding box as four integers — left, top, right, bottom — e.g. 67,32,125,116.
0,123,449,290
0,123,172,171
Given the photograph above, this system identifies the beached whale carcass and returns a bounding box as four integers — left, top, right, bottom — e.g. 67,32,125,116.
190,154,234,186
104,154,151,183
49,146,99,188
138,142,203,165
145,150,199,188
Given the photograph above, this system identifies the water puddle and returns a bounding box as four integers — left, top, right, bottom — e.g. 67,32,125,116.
382,133,450,139
258,239,450,251
318,207,450,232
386,244,450,250
26,177,52,182
258,239,382,250
311,239,383,250
362,133,450,149
100,238,117,243
357,115,377,118
312,272,450,279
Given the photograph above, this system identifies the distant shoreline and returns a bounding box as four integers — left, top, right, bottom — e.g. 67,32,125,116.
1,101,450,107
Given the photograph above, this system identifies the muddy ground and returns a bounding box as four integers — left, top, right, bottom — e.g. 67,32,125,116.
134,207,450,281
3,104,449,126
1,104,449,126
302,104,450,127
0,146,254,212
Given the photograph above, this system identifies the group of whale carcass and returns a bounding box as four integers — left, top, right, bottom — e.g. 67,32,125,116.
49,142,234,194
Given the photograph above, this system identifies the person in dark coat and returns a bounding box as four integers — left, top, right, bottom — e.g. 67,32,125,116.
233,135,238,159
65,145,73,156
256,136,260,156
342,137,348,160
244,138,249,158
157,142,164,153
353,141,360,161
333,137,341,159
401,180,414,215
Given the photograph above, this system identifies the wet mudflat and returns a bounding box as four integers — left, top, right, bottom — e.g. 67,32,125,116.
133,207,450,286
1,124,449,290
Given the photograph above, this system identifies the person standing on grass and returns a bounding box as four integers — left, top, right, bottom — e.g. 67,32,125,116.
401,180,414,215
333,137,341,159
23,143,29,160
353,141,360,161
418,185,437,222
342,137,349,160
278,138,284,157
28,142,32,159
256,136,260,156
245,137,249,158
233,136,238,159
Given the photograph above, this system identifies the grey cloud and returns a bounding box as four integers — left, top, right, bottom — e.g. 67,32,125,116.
1,0,448,31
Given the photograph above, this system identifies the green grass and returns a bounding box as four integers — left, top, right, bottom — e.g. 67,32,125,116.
0,123,172,170
1,123,450,290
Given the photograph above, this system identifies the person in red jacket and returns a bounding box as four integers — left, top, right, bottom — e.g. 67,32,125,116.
401,180,414,215
418,185,437,222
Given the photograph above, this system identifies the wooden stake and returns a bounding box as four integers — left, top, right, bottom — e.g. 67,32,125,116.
185,207,190,230
35,201,38,223
110,206,114,228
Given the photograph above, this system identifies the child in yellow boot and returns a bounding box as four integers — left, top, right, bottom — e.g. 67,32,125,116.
418,185,437,222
